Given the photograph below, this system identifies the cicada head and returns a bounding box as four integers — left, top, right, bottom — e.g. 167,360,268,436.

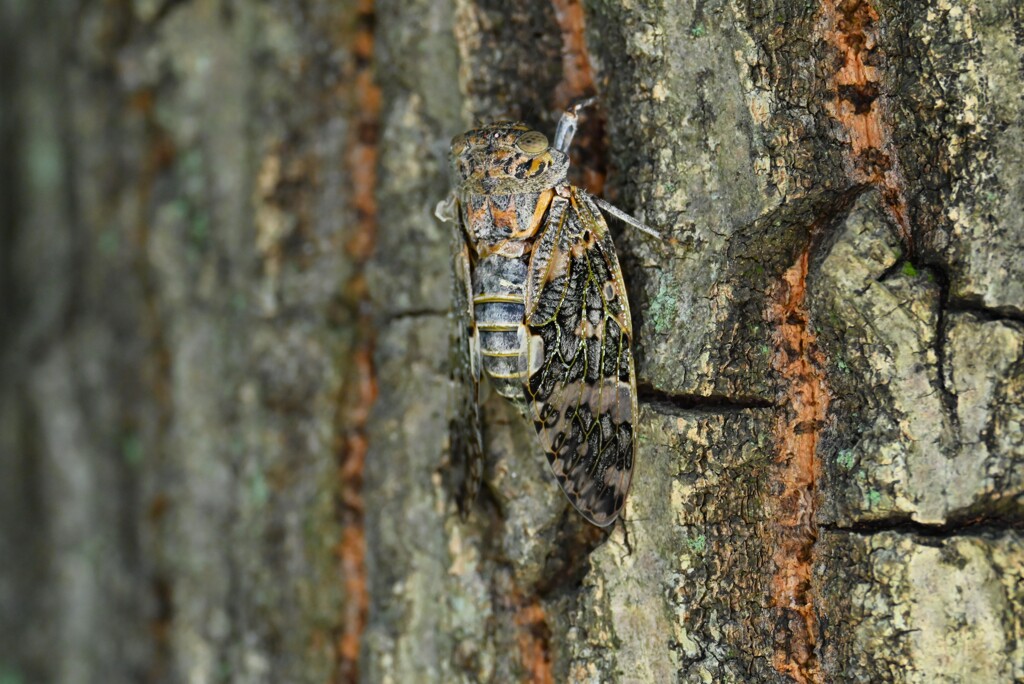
449,122,569,195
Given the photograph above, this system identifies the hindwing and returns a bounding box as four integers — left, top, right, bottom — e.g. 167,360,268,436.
448,211,484,517
524,188,637,526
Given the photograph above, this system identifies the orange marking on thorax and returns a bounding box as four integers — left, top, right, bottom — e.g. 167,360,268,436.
469,190,554,259
513,188,555,239
466,201,490,229
489,197,520,233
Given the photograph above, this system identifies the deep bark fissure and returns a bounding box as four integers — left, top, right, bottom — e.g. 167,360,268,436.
0,6,19,340
638,384,776,413
821,517,1024,540
944,298,1024,325
928,266,962,441
533,514,608,599
510,583,556,683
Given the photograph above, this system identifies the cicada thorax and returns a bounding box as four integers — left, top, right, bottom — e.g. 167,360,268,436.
462,189,555,401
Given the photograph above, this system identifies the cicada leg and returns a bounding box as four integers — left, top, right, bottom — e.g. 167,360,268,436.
553,99,664,240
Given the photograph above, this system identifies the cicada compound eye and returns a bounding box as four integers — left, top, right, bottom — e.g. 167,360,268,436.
451,134,469,156
515,131,549,155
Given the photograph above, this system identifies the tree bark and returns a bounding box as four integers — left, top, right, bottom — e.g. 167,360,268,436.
1,0,1021,683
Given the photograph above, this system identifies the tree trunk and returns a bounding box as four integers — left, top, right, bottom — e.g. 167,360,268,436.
2,0,1021,682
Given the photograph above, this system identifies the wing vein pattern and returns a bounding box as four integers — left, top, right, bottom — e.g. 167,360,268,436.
524,189,636,526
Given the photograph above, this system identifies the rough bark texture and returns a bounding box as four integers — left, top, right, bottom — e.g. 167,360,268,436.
1,0,1021,683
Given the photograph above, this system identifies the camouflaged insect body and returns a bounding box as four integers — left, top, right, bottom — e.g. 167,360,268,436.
445,118,638,527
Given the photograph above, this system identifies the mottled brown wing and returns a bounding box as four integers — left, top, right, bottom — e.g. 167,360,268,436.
524,188,637,526
448,211,484,517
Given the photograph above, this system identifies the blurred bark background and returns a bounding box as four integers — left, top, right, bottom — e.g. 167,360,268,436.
1,0,1021,682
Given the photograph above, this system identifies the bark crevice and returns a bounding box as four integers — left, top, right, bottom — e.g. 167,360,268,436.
638,384,775,413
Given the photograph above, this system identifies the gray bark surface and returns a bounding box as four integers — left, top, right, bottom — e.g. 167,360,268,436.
1,0,1020,683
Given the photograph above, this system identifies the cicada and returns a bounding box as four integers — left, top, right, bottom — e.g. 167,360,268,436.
437,101,659,527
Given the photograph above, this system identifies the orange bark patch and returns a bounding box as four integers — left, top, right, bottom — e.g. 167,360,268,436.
334,1,379,682
822,0,912,248
551,0,605,195
551,0,595,107
767,248,829,684
346,0,380,262
513,595,555,684
334,344,376,682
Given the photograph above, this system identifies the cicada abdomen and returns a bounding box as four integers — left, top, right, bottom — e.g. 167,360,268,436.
461,188,555,402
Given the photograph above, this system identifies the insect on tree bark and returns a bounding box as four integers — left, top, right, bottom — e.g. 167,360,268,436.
438,100,660,526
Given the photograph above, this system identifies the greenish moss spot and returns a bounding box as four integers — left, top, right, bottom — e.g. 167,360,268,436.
836,450,854,469
827,308,842,330
190,213,210,245
28,134,62,190
170,198,190,221
181,149,204,176
0,663,25,684
122,433,144,467
691,24,706,37
250,471,269,507
836,358,849,373
98,230,119,256
866,489,882,508
649,280,676,335
901,262,918,277
217,659,234,679
686,534,707,553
